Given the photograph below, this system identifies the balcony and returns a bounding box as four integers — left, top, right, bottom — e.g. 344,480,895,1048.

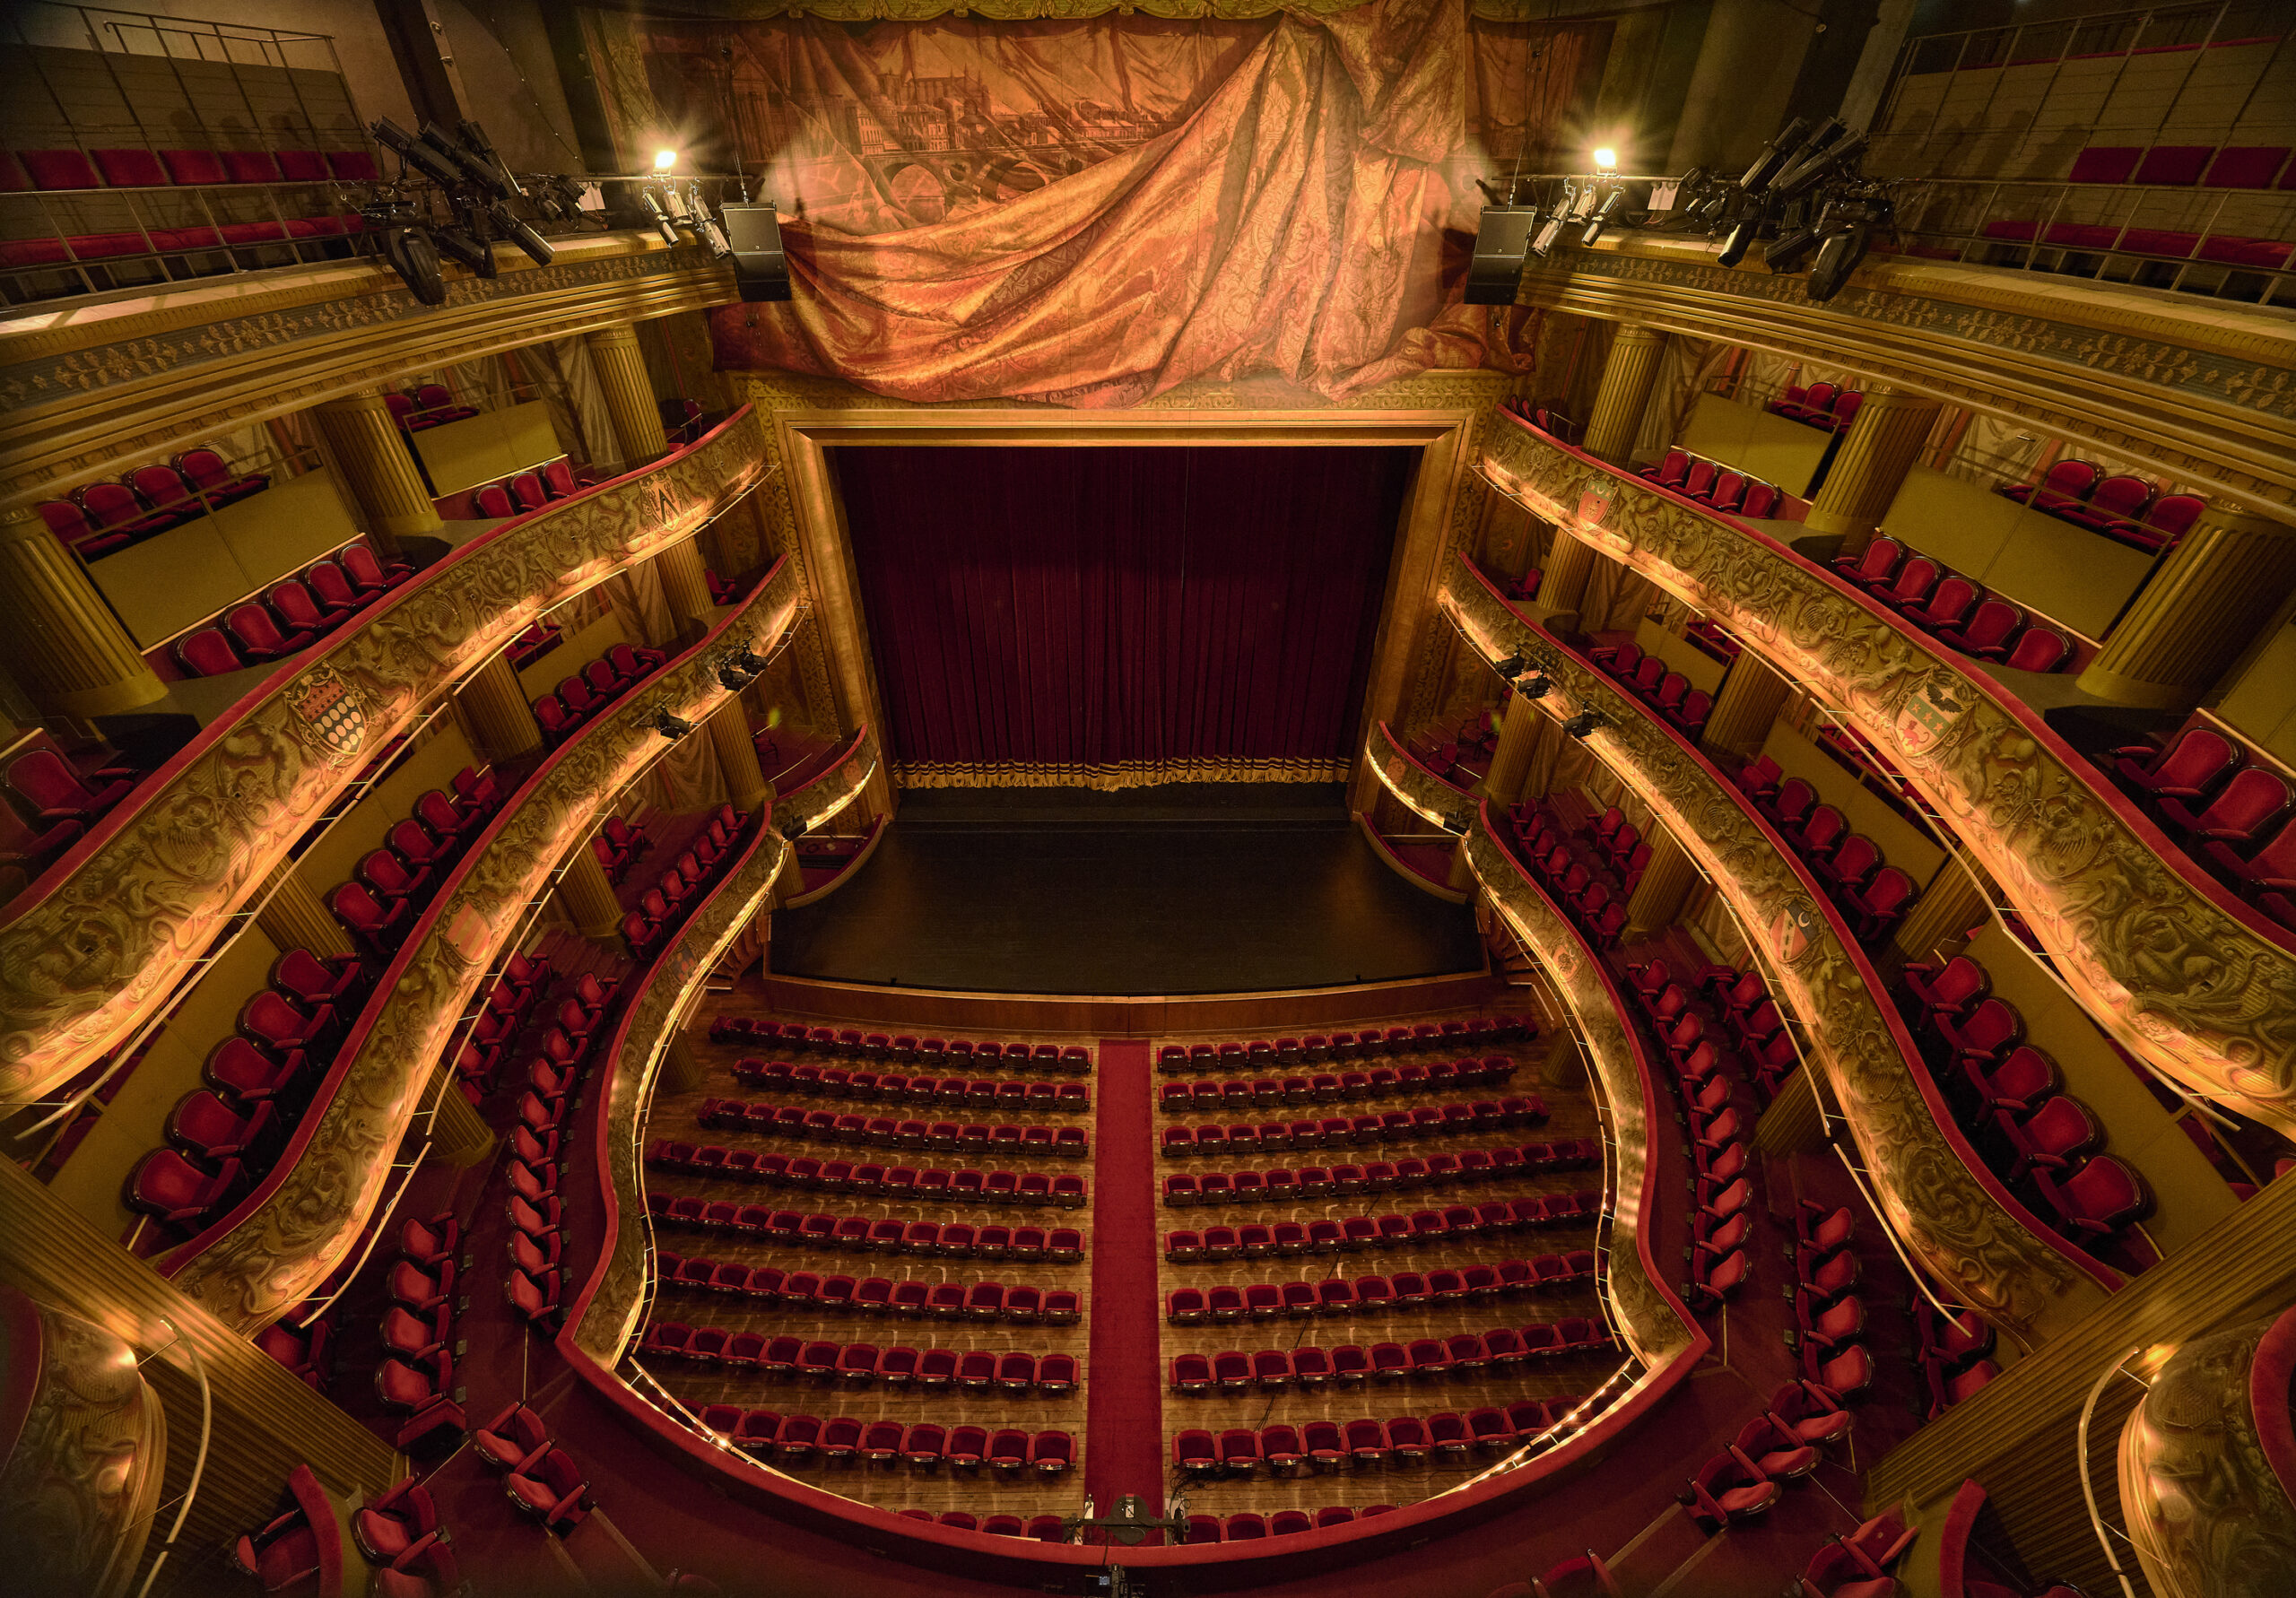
1476,413,2296,1140
0,409,772,1125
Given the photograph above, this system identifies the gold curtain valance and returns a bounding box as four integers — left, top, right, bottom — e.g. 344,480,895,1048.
585,0,1564,21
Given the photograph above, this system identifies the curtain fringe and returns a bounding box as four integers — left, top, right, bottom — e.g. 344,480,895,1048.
892,758,1352,792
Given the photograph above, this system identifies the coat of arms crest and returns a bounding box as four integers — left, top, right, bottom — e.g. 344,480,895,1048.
284,664,367,768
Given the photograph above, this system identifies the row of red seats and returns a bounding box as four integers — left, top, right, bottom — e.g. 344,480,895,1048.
1182,1506,1396,1543
448,950,570,1101
1732,759,1919,945
1765,381,1864,433
174,542,413,677
656,1254,1082,1323
645,1196,1086,1262
1627,958,1796,1104
0,745,144,884
532,638,667,744
1501,398,1583,446
1161,1107,1568,1159
713,1017,1097,1073
640,1324,1079,1394
700,1095,1090,1158
1506,803,1631,947
1157,1056,1515,1114
126,947,374,1238
2110,725,2296,932
622,803,752,958
1161,1142,1583,1205
589,812,653,883
1996,457,2205,552
382,385,477,434
1831,536,2077,673
1155,1015,1533,1072
732,1060,1091,1112
39,444,270,558
1582,803,1655,885
1913,1293,2002,1421
1167,1253,1596,1324
4,143,376,192
470,1403,596,1535
1792,1508,1920,1598
231,1464,458,1598
1904,966,2159,1261
326,768,504,958
700,1411,1073,1475
1173,1402,1586,1476
1169,1320,1613,1394
1638,451,1786,519
647,1139,1087,1208
1583,640,1712,739
1162,1192,1600,1261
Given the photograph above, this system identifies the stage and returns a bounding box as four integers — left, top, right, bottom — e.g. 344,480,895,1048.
770,785,1484,995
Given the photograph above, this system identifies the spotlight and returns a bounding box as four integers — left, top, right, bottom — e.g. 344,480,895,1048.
489,200,554,266
1808,217,1875,303
1592,147,1618,172
430,217,497,279
783,815,810,842
379,221,446,305
1738,116,1816,198
1529,200,1572,260
1492,652,1526,681
1716,217,1757,268
717,662,752,691
1774,129,1868,202
1442,810,1473,836
654,149,680,172
686,181,732,257
1581,186,1631,248
1762,222,1823,274
1563,711,1606,740
639,188,683,247
649,708,696,740
733,647,769,674
1519,675,1552,700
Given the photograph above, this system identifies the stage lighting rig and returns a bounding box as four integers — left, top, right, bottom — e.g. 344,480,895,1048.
1518,674,1552,700
365,116,559,301
649,707,697,741
1563,711,1607,740
1492,652,1526,681
1805,185,1893,303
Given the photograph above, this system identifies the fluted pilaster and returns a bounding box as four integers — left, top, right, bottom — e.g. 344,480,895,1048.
554,836,625,939
1539,533,1600,615
1803,388,1944,545
707,698,770,814
1700,651,1792,760
1580,326,1668,465
1478,692,1550,806
0,506,168,718
309,388,441,549
454,655,543,762
428,1074,498,1165
255,858,355,958
584,324,670,470
656,535,717,638
2076,504,2296,711
1623,825,1699,938
1890,845,1995,965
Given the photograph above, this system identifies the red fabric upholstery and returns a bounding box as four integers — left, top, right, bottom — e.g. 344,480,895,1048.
19,150,100,189
91,149,169,187
222,150,282,182
2067,146,2141,183
2134,145,2213,186
160,149,230,185
2205,146,2291,187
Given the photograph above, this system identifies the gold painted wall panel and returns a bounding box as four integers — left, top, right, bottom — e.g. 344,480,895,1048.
0,413,771,1115
1479,423,2296,1136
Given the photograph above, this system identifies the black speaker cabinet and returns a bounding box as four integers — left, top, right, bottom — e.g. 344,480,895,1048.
1465,206,1540,305
722,202,792,302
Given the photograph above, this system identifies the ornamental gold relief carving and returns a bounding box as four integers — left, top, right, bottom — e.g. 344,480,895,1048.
161,560,806,1332
1453,823,1694,1367
770,727,881,838
573,829,796,1364
0,413,773,1110
1480,427,2296,1139
1445,559,2116,1348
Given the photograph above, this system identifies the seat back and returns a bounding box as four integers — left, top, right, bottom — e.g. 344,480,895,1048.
226,603,293,653
509,472,549,511
2031,458,2102,509
2004,626,2073,673
267,580,326,631
131,464,194,511
475,483,515,518
2087,474,2152,518
305,560,361,612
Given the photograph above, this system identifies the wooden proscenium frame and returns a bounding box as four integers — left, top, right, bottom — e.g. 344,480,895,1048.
752,374,1514,809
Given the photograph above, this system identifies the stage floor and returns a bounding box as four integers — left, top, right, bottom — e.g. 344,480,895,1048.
771,785,1483,994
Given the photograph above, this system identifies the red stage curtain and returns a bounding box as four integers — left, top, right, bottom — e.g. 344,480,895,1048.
838,445,1413,787
581,0,1609,404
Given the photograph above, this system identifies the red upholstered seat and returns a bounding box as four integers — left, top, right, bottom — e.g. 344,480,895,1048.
2000,457,2100,511
225,601,315,663
341,543,412,594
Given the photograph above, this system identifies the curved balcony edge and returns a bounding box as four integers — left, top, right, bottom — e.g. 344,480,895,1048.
0,407,774,1108
1445,556,2119,1349
770,725,882,839
1481,416,2296,1138
152,557,806,1331
1367,720,1476,829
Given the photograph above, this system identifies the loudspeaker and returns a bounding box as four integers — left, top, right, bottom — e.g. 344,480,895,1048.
1465,207,1539,305
721,202,792,302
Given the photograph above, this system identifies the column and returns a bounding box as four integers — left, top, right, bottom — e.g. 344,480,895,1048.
656,536,717,638
1752,1065,1825,1153
454,655,543,763
428,1074,498,1166
1802,388,1944,548
310,388,442,550
706,699,771,815
1579,325,1668,466
2075,504,2296,711
256,859,356,959
553,836,625,939
1624,826,1700,939
0,507,169,718
1448,838,1478,893
659,1032,705,1095
1700,652,1792,761
584,324,670,472
1889,845,1995,966
1539,533,1601,615
1478,692,1552,807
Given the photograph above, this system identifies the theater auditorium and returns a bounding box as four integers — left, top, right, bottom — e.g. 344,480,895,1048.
1,0,2292,1594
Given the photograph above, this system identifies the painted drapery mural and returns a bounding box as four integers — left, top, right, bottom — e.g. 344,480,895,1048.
580,0,1609,404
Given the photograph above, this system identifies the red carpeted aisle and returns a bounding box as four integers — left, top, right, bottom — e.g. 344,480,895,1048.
1085,1038,1165,1528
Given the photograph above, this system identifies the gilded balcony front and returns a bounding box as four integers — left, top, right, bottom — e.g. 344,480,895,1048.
154,557,804,1332
1479,419,2296,1140
0,410,774,1110
770,725,882,839
1446,558,2117,1349
1364,719,1473,830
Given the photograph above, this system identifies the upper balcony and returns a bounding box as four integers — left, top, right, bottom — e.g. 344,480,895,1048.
0,407,772,1114
1474,410,2296,1144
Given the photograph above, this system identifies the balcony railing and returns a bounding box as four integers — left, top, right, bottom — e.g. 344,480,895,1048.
1443,556,2126,1349
0,407,772,1116
155,554,805,1330
1477,415,2296,1142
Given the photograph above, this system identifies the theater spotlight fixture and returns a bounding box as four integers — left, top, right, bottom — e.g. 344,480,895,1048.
649,707,696,740
1716,216,1757,268
1774,127,1868,203
639,187,683,246
716,660,753,691
1518,674,1552,700
1807,196,1886,303
732,647,770,674
1581,186,1631,248
1563,711,1607,740
1592,147,1618,172
1529,187,1575,259
1762,217,1825,274
1492,651,1526,681
783,815,811,842
1442,810,1473,836
655,149,680,171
